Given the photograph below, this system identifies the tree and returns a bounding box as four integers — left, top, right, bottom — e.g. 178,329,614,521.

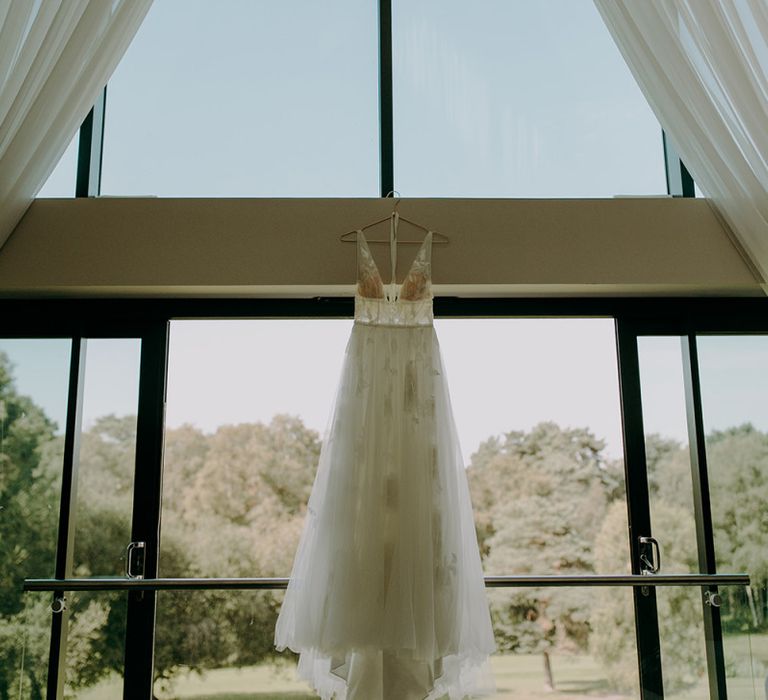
592,453,707,692
0,352,61,700
467,422,622,689
590,501,638,692
152,415,321,685
706,425,768,630
33,413,322,693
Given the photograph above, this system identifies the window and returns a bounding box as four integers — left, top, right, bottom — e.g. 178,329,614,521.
393,0,667,197
100,0,379,197
7,301,764,697
43,1,679,199
150,318,637,695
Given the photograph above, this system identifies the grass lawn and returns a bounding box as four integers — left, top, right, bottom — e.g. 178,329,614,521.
73,636,767,699
77,654,632,699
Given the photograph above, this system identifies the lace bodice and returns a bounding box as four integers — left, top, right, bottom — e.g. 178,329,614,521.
355,214,433,328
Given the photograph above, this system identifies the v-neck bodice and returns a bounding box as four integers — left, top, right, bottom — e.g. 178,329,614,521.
355,214,433,327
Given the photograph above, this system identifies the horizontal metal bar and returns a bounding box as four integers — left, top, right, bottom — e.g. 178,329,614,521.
486,574,749,587
24,573,750,593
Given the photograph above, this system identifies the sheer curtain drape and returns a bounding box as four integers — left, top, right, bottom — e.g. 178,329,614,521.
0,0,152,249
594,0,768,284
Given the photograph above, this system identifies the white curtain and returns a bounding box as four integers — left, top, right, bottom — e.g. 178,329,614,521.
0,0,152,249
594,0,768,284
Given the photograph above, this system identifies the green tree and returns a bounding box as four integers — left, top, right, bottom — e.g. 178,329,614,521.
592,441,707,693
152,415,321,685
706,425,768,630
0,352,61,700
468,422,621,689
590,501,638,691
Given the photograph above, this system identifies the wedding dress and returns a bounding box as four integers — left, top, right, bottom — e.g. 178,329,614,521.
275,213,495,699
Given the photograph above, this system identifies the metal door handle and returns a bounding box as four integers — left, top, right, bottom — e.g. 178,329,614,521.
125,541,146,579
639,536,661,574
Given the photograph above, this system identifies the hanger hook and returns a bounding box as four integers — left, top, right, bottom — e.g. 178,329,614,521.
384,190,401,215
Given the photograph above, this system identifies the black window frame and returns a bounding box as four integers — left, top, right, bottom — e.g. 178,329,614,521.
4,295,767,699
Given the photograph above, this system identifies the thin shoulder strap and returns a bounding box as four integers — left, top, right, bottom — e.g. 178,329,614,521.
357,228,375,279
398,229,433,301
417,230,433,265
356,228,364,280
404,229,432,274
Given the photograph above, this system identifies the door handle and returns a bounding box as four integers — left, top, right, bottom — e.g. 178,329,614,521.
125,541,146,579
639,536,661,575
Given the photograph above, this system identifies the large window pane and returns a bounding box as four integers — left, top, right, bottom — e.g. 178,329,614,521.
0,340,71,697
73,339,141,577
636,337,710,697
160,318,631,693
696,335,768,699
102,0,379,197
162,319,629,578
394,0,667,197
636,337,700,573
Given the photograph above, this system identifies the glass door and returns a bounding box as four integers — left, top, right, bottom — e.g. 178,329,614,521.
623,327,761,700
62,336,143,699
636,336,712,698
694,335,767,699
4,325,168,700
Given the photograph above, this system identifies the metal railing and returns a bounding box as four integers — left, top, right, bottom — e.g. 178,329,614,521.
24,572,750,592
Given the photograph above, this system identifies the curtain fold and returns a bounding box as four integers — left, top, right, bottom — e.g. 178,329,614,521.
593,0,768,284
0,0,152,250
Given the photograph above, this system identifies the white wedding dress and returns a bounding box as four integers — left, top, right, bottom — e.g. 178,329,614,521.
275,214,495,699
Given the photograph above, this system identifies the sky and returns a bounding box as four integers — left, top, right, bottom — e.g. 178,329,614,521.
162,319,625,459
24,2,767,467
39,0,668,199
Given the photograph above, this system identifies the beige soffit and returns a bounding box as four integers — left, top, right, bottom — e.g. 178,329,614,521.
0,197,762,298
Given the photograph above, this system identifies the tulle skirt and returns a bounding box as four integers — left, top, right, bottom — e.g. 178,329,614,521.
275,322,496,699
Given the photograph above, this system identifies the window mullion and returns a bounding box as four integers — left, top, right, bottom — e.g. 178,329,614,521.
378,0,394,197
662,130,695,198
680,334,729,699
615,318,665,700
46,338,87,699
75,86,107,198
122,321,169,698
